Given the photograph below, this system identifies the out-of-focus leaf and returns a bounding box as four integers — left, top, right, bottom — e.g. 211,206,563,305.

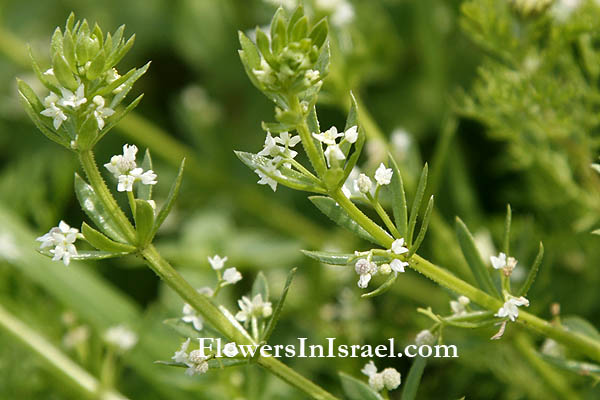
137,149,153,201
407,163,428,245
401,357,427,400
516,242,543,297
162,318,203,339
562,316,600,342
361,273,397,298
408,195,434,257
389,155,408,237
301,250,391,266
151,158,185,238
252,271,269,302
339,372,384,400
538,353,600,379
262,268,296,342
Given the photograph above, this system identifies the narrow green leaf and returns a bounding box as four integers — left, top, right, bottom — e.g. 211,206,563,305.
252,271,270,302
503,204,512,256
361,273,398,298
516,242,543,297
256,28,276,68
301,250,391,266
309,196,381,245
262,268,296,342
407,163,428,246
270,8,287,54
151,158,185,238
339,372,384,400
108,33,135,67
52,53,78,90
94,94,144,145
291,16,308,41
238,31,260,70
561,316,600,342
137,149,153,200
81,222,135,253
401,357,427,400
455,217,499,297
287,6,304,36
314,41,330,77
134,199,155,247
50,27,63,57
62,31,76,71
28,47,61,93
342,126,365,182
408,195,434,257
86,49,105,80
74,173,128,243
109,61,151,109
38,249,128,261
309,18,329,49
163,318,203,339
538,353,600,379
389,155,408,237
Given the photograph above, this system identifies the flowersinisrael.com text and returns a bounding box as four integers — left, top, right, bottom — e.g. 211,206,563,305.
197,337,459,359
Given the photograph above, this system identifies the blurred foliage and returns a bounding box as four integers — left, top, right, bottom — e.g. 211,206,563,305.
0,0,600,399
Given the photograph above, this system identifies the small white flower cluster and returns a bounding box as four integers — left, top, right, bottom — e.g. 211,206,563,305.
315,0,355,27
104,144,157,192
103,325,138,352
208,254,243,286
36,221,79,266
40,83,115,131
342,163,393,198
354,239,409,289
415,329,436,346
361,360,401,392
495,295,529,322
312,125,358,167
235,294,273,323
254,132,301,191
490,252,518,276
172,338,209,376
450,296,470,316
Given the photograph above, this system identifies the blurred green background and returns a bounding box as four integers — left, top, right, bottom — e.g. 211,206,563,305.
1,0,600,399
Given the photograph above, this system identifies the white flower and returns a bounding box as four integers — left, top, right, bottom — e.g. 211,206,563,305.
324,144,345,167
496,295,529,322
106,68,120,83
58,84,87,108
274,131,301,155
361,360,378,377
104,144,138,178
185,349,209,376
222,267,242,285
235,294,273,322
450,300,466,316
355,173,372,194
44,68,54,76
368,373,385,392
130,168,158,185
374,163,393,185
63,326,90,349
258,132,283,157
223,342,239,357
390,259,408,273
36,221,79,266
182,303,204,331
312,126,344,145
381,368,401,391
379,263,392,275
117,174,136,192
344,125,358,144
355,258,377,289
391,128,411,157
254,161,283,192
92,95,115,130
342,167,361,198
305,69,320,82
458,295,470,306
40,92,67,130
172,338,191,364
208,254,228,270
103,325,137,351
490,252,507,269
415,329,436,346
391,238,409,255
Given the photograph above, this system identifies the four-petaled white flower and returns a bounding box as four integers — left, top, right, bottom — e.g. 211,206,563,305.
258,132,283,157
92,95,115,130
36,221,79,266
374,163,393,185
182,303,204,331
172,338,191,364
324,144,345,167
391,238,409,255
58,84,87,108
208,254,228,270
355,258,377,289
305,69,320,82
390,259,408,273
223,342,239,357
313,126,344,145
103,325,137,352
235,294,273,322
344,125,358,143
222,267,243,285
496,295,529,322
274,131,301,149
130,168,158,185
40,92,67,130
105,144,138,178
254,161,283,192
361,360,378,377
490,252,517,274
450,296,470,316
117,174,136,192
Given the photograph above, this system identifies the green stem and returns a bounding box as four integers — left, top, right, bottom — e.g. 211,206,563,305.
0,304,129,400
78,150,136,243
127,191,136,216
290,97,327,178
367,194,401,238
329,190,600,362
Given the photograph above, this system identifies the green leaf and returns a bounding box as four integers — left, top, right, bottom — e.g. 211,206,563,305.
62,31,76,71
270,8,287,54
109,61,151,109
401,357,427,400
455,217,499,297
162,318,203,339
252,271,270,302
238,31,260,70
76,112,99,151
134,199,155,247
287,6,304,37
592,163,600,175
309,18,329,49
301,250,391,266
309,196,381,245
361,273,398,298
74,173,128,243
408,195,434,257
94,94,144,145
235,151,326,193
256,28,276,68
538,353,600,379
516,242,543,297
562,316,600,342
503,204,512,256
262,268,296,342
339,372,384,400
389,155,408,237
151,158,185,238
28,47,61,93
52,53,78,90
81,222,135,253
38,249,128,261
86,49,105,80
290,16,308,41
592,229,600,235
50,27,63,57
137,149,153,200
314,41,330,77
407,163,428,246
